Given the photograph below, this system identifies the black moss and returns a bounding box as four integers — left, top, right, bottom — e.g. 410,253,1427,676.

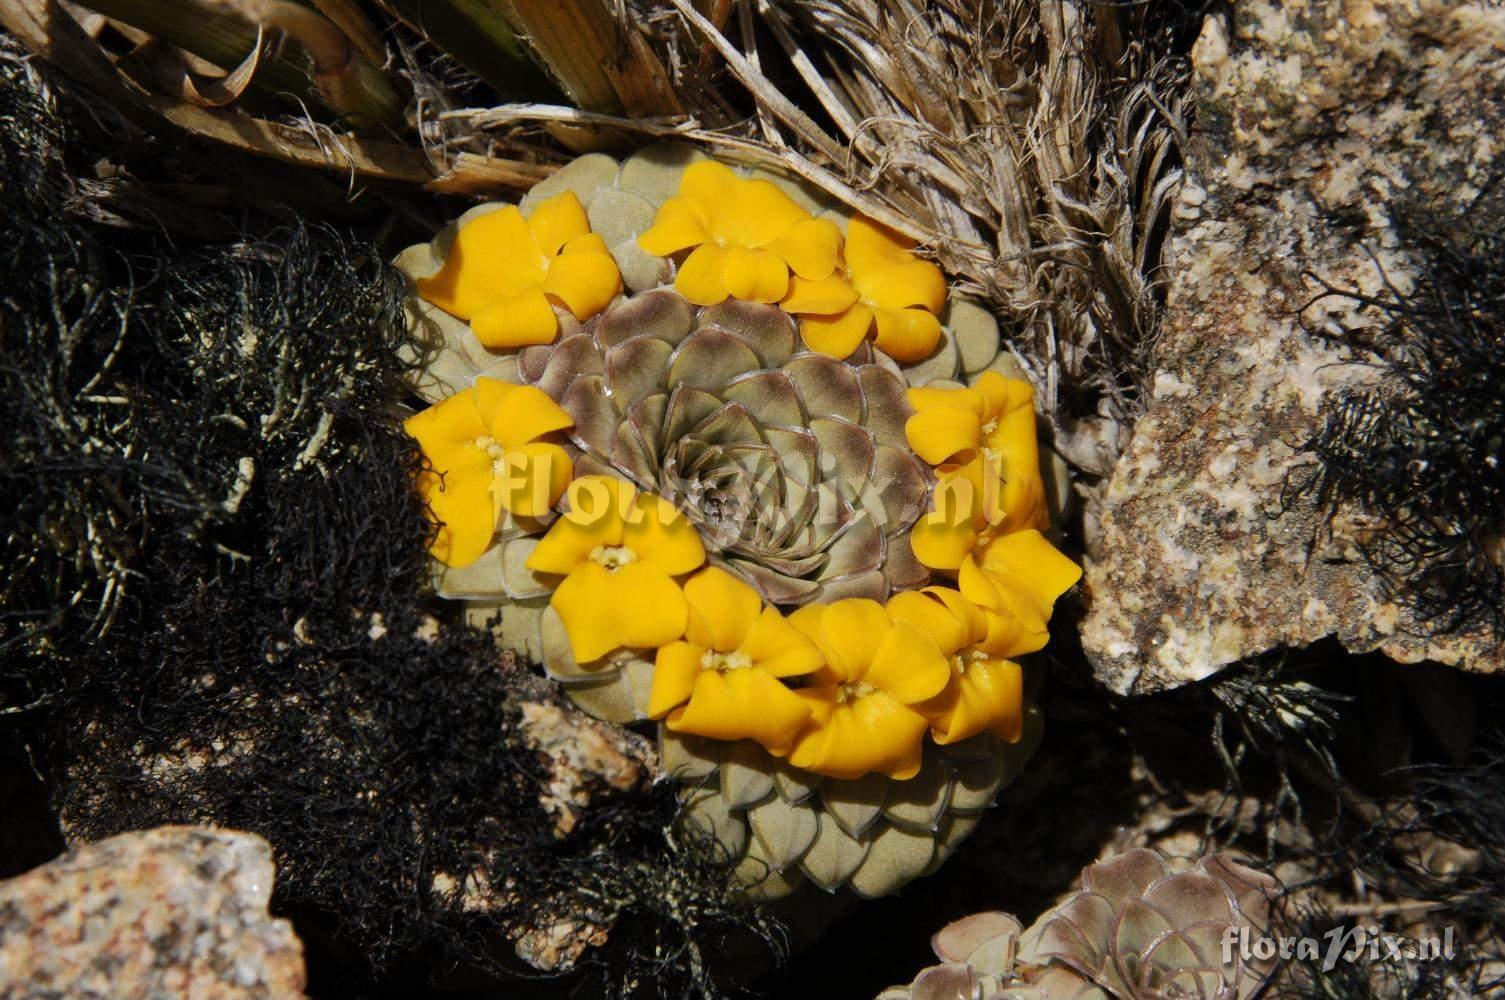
0,41,773,997
1300,192,1505,635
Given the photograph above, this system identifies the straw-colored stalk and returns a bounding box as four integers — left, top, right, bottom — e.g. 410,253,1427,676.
373,0,560,101
73,0,404,126
493,0,680,115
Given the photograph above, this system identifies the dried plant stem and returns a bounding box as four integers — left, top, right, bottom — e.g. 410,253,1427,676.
74,0,404,126
372,0,559,100
76,0,311,97
493,0,679,115
218,0,403,127
302,0,383,66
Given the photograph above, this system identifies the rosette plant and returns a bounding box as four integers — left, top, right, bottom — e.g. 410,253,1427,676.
395,146,1081,899
879,850,1281,1000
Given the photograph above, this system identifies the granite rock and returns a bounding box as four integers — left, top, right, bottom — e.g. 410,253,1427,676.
1080,0,1505,693
0,826,305,999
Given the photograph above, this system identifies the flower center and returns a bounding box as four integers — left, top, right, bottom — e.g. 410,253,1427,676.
836,680,878,704
981,418,999,436
474,435,510,477
951,649,989,677
699,649,753,673
588,545,638,570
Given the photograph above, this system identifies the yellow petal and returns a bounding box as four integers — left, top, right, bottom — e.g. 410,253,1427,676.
415,438,492,504
526,190,591,257
788,692,929,780
935,455,991,526
799,304,873,359
622,492,706,576
865,620,951,704
478,379,575,448
647,640,703,718
926,586,989,647
550,561,688,663
957,554,1050,658
738,607,824,678
871,306,943,363
667,668,813,755
420,466,496,568
974,657,1025,742
977,604,1043,658
525,476,630,574
712,175,812,248
563,231,611,256
906,384,985,415
676,160,740,215
858,258,947,313
905,406,982,465
909,510,978,572
812,599,892,681
406,392,494,519
682,565,763,651
788,604,831,662
769,218,842,280
981,378,1050,534
976,529,1082,612
609,562,693,649
925,656,1023,744
543,249,622,320
404,384,489,451
470,286,559,348
674,243,731,306
843,214,919,275
886,589,969,656
781,274,860,316
637,195,710,256
417,206,546,319
722,245,790,303
493,441,571,518
971,371,1012,418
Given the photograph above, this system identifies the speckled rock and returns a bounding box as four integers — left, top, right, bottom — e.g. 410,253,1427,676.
517,701,654,840
427,658,656,973
0,826,305,999
1080,0,1505,693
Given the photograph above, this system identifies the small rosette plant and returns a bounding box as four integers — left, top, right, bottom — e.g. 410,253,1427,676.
394,146,1081,898
878,849,1280,1000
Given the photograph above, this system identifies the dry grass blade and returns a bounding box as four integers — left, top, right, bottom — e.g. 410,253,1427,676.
171,28,263,106
214,0,404,126
305,0,384,66
63,0,317,101
0,0,554,191
495,0,680,115
148,95,552,189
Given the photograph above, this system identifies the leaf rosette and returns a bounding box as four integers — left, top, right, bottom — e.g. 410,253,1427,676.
393,147,1080,898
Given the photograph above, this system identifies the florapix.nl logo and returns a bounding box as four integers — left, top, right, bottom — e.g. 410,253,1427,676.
1222,924,1457,972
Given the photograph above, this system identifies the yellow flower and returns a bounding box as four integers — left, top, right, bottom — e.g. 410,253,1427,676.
783,599,951,780
647,566,824,754
957,530,1082,657
636,160,842,307
906,372,1051,571
784,215,946,363
887,588,1025,745
526,476,707,663
417,191,622,348
404,379,574,569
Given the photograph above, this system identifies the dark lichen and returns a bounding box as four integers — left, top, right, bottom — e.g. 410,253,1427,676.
0,40,775,997
1300,191,1505,635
